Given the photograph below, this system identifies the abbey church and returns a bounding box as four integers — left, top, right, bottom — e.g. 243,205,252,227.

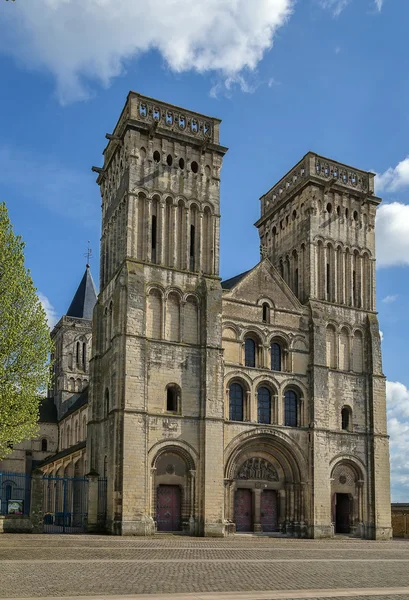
0,92,392,539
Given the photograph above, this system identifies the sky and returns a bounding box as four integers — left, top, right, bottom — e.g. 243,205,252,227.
1,0,409,501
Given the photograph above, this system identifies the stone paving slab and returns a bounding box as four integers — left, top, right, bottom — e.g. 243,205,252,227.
8,590,409,600
2,536,409,599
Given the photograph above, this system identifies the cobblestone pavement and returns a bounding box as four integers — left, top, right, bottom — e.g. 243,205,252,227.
2,535,409,599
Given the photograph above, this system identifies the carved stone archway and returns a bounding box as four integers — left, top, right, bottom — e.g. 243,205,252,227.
224,431,307,537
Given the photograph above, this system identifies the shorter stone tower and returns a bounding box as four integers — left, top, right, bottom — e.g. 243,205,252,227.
51,265,97,419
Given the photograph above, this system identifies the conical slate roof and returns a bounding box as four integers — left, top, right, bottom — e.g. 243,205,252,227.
66,265,97,320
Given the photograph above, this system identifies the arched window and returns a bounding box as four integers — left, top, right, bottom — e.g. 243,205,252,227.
262,303,270,323
5,484,12,502
342,407,352,431
76,342,80,366
105,388,109,417
166,385,180,413
257,387,271,424
41,438,48,452
229,383,244,421
284,390,298,427
244,338,256,368
271,343,282,371
66,425,71,447
82,342,86,369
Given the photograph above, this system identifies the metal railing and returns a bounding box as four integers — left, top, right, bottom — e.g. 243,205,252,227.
0,471,31,516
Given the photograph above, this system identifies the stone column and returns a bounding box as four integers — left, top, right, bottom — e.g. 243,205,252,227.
30,470,44,534
246,391,253,422
189,470,196,535
214,216,220,275
146,198,152,263
86,470,100,533
198,211,204,273
172,204,178,268
277,392,283,426
253,488,262,532
158,199,166,265
184,206,190,271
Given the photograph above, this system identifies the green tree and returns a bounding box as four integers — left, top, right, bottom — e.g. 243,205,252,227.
0,202,52,460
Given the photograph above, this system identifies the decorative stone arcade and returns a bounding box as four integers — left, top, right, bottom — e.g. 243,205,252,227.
224,431,307,536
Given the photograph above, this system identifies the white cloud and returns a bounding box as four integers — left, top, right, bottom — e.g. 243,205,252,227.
319,0,383,15
319,0,351,16
0,0,294,104
382,294,398,304
37,292,58,329
376,156,409,193
0,145,98,224
379,330,384,341
376,202,409,267
387,381,409,501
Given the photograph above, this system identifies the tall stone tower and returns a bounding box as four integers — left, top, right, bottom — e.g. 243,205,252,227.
256,152,391,538
51,265,97,419
89,93,228,535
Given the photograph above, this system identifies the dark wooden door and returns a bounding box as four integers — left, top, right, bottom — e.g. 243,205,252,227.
234,488,252,532
156,485,181,531
260,489,278,532
335,493,350,534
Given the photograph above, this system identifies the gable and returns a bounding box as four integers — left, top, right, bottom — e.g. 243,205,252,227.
222,259,303,313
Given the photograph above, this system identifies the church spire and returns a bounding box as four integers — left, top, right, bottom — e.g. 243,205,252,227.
66,264,97,320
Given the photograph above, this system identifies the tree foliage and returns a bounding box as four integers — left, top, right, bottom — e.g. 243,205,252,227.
0,202,52,459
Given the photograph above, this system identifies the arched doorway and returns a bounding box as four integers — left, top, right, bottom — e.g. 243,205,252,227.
331,461,364,536
225,432,306,536
151,446,196,533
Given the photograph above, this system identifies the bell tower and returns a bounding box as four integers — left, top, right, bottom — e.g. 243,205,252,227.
255,152,391,539
89,93,228,535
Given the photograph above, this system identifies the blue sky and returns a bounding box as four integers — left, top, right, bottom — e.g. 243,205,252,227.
1,0,409,500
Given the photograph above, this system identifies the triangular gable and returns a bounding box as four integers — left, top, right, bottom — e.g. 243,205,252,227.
222,259,303,312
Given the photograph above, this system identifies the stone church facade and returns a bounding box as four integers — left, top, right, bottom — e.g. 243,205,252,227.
0,92,392,539
87,92,391,539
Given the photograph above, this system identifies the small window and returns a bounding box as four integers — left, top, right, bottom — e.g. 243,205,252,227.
105,388,109,417
271,343,281,371
166,386,179,412
284,390,298,427
82,342,86,369
257,387,271,424
229,383,244,421
244,338,256,368
152,215,157,251
166,154,173,166
353,210,358,221
76,342,80,366
179,158,185,169
327,263,330,298
327,203,332,213
153,150,160,163
191,161,198,173
342,407,351,431
190,224,195,271
262,303,270,323
41,438,48,452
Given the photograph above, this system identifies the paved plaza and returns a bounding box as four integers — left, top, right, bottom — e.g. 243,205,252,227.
2,535,409,600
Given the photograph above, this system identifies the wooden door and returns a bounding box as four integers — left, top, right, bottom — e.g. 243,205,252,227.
156,485,181,531
234,488,252,532
260,489,278,532
335,493,350,534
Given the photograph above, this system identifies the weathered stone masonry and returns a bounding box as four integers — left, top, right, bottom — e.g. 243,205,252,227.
86,92,391,539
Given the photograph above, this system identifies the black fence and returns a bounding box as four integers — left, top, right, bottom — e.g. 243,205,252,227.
42,476,88,533
0,471,31,516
